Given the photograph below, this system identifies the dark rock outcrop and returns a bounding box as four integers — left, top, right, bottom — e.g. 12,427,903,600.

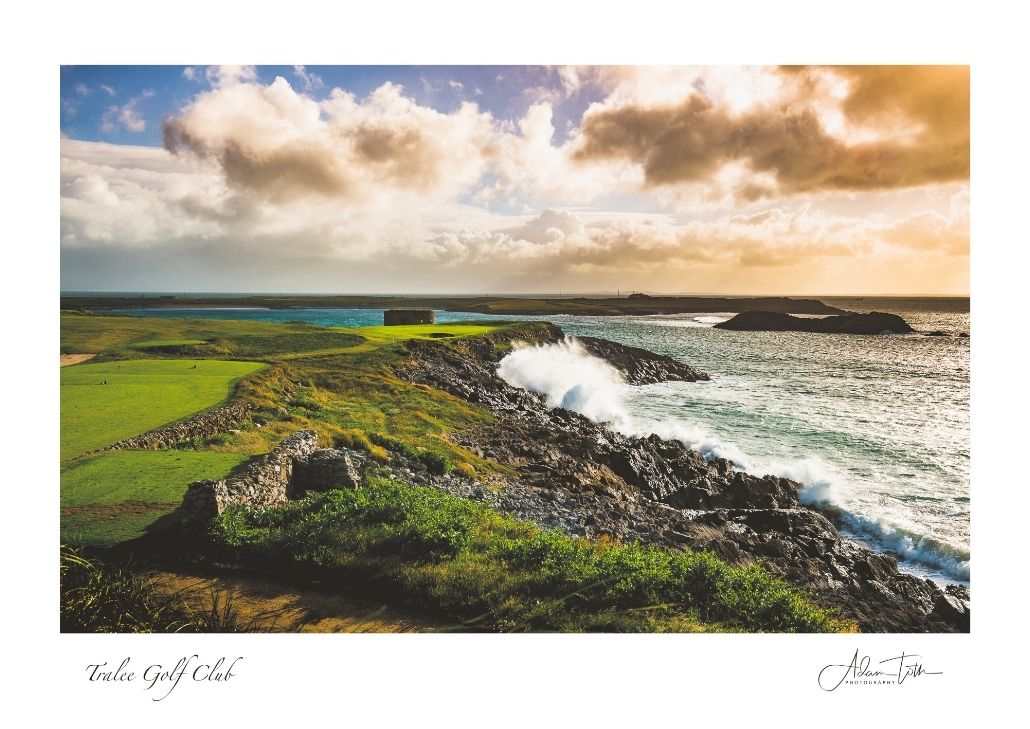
575,336,710,384
714,310,915,335
390,325,968,632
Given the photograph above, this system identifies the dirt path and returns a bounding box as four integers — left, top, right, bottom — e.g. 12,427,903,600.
146,570,449,633
61,353,97,367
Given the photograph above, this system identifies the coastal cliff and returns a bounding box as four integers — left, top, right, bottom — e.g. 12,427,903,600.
389,324,969,632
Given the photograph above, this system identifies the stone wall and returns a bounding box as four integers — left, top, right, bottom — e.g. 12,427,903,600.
384,308,435,325
292,448,364,493
180,430,319,526
103,401,253,452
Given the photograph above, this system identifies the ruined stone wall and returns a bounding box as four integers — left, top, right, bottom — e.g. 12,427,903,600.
180,430,319,525
384,309,435,325
103,401,253,452
292,448,364,493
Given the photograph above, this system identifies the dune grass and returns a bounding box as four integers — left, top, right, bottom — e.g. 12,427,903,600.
126,339,209,348
61,359,265,462
212,476,851,633
61,450,250,546
60,313,362,361
61,547,251,633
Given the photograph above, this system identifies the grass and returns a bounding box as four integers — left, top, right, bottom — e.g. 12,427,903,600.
356,323,505,343
60,547,251,632
61,450,250,547
127,338,209,348
211,476,852,633
61,313,362,361
58,314,523,547
57,312,850,633
60,358,265,462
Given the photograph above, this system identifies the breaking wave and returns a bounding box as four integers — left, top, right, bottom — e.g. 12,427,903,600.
497,338,970,584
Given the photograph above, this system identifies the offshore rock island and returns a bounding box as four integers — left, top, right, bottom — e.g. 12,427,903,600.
714,310,915,334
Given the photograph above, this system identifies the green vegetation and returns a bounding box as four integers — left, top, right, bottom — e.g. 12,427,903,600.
127,339,209,348
232,344,503,476
59,313,518,551
60,313,363,360
356,323,503,343
212,477,850,633
58,312,849,634
61,547,248,632
61,358,265,462
61,450,250,547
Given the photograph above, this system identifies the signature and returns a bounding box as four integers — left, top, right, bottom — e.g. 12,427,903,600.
818,650,942,691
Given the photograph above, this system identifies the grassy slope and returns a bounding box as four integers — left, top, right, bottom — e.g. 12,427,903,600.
126,339,208,348
60,314,514,548
59,313,851,632
62,450,250,547
213,477,850,633
61,358,266,462
60,313,363,360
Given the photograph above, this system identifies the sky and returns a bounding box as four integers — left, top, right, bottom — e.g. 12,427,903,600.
60,65,969,295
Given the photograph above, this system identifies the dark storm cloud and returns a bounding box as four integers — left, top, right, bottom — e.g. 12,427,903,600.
574,66,969,194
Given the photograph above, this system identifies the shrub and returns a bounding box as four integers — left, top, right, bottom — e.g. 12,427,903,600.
337,429,389,461
60,547,249,633
208,479,849,633
453,462,477,479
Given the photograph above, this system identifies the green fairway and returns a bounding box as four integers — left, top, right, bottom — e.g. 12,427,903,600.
356,323,504,344
61,359,265,462
61,450,250,546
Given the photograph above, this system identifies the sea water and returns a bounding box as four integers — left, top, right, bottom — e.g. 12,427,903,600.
110,298,970,585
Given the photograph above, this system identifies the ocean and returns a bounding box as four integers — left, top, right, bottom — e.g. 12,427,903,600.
110,297,970,585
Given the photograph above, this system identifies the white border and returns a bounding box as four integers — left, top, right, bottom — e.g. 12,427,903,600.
4,0,1026,723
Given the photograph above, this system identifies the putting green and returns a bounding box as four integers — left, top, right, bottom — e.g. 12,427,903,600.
61,359,265,462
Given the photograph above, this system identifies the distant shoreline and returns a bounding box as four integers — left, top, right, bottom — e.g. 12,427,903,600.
61,293,851,317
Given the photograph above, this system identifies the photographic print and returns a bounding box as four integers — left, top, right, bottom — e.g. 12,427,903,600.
59,64,969,637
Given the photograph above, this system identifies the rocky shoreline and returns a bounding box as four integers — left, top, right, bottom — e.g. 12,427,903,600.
390,323,970,632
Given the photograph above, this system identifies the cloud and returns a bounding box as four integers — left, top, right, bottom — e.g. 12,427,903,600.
293,65,323,91
99,90,154,134
506,208,586,244
63,67,970,295
183,66,199,81
100,84,116,97
477,102,642,206
61,139,229,247
163,77,495,202
61,133,969,294
204,65,258,87
74,83,89,96
573,66,969,199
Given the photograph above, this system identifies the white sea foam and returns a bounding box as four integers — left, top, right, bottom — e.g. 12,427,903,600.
497,339,970,584
497,338,747,462
768,457,971,581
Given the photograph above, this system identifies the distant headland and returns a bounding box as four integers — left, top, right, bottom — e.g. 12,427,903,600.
60,293,848,317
